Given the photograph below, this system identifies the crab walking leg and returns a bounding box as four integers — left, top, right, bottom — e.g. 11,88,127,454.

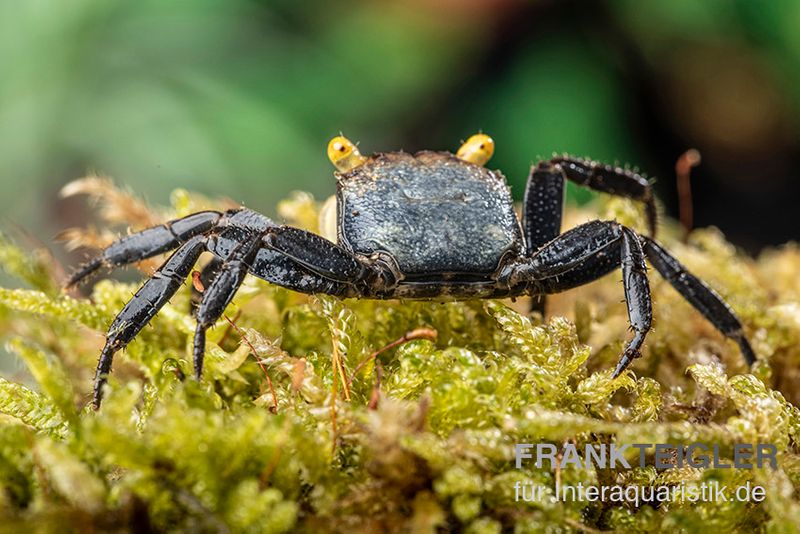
93,235,208,408
248,249,360,296
522,157,657,255
550,156,657,237
528,220,627,277
204,224,378,297
521,165,564,316
641,238,756,365
614,228,652,376
67,211,223,287
241,227,392,296
522,165,566,256
192,224,384,380
528,221,652,376
521,158,656,315
526,223,755,371
193,234,263,379
263,226,369,282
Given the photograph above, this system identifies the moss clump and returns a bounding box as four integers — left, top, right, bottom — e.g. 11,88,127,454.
0,184,799,532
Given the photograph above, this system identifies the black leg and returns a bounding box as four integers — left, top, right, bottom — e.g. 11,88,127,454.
93,235,208,408
192,223,390,378
550,156,657,237
521,156,656,314
527,220,622,277
533,242,621,292
87,207,392,408
522,157,656,252
67,211,223,287
521,165,563,318
193,233,263,379
526,221,652,376
641,238,756,365
522,165,564,255
248,247,360,297
263,226,369,282
515,221,754,374
616,228,652,376
205,224,388,297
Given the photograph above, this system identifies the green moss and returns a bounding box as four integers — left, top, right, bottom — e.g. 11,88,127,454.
0,186,799,532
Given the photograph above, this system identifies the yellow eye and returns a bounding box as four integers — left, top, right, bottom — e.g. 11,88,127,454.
327,135,367,172
456,133,495,166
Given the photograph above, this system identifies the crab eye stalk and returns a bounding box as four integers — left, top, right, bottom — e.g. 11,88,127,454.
456,133,494,166
327,135,367,172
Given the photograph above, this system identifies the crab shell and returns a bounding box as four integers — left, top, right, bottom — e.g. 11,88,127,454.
334,151,524,278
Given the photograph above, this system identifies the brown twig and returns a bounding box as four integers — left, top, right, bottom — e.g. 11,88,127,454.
368,361,383,410
330,331,351,402
675,149,701,242
222,315,278,412
291,358,306,394
217,310,241,347
330,358,339,456
348,328,438,388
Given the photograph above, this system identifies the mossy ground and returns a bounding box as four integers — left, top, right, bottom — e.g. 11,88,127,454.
1,182,799,532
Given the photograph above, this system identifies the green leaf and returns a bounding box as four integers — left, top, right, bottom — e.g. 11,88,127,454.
0,288,109,331
0,233,59,295
6,338,77,425
34,437,106,513
0,378,67,436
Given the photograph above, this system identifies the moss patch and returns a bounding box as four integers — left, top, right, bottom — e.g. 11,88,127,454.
0,185,799,532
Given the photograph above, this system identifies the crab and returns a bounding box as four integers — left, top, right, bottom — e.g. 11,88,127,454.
68,134,756,408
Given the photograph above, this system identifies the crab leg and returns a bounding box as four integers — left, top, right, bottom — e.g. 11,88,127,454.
193,233,263,379
521,157,656,315
193,225,385,378
641,238,756,365
615,227,652,376
93,235,208,408
262,226,368,282
522,165,565,258
522,220,754,373
554,156,657,236
522,158,657,251
248,247,358,296
67,211,223,287
528,221,652,375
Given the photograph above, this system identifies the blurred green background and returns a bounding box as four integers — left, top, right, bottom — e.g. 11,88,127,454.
1,0,799,255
